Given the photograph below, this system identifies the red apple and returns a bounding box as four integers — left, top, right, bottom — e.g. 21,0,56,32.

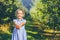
16,25,20,29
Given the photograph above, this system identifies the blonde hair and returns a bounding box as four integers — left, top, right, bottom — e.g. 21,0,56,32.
15,8,25,17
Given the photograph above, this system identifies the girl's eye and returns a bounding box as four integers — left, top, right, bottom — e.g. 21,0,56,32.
18,13,22,14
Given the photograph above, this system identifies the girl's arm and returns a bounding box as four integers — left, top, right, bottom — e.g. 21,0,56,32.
19,22,26,27
13,19,18,25
14,22,26,29
13,19,26,29
19,20,26,27
14,21,20,29
13,19,20,29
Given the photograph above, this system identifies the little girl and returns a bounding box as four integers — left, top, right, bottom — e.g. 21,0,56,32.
11,8,27,40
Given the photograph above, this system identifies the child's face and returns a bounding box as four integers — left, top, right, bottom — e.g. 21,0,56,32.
17,10,24,19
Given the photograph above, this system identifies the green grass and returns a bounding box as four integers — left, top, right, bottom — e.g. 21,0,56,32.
0,20,59,40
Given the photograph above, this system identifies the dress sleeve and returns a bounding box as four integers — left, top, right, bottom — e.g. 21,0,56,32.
13,19,17,23
23,19,26,23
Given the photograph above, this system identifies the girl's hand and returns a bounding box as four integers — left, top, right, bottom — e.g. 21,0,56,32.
13,19,20,29
18,20,26,28
16,25,20,29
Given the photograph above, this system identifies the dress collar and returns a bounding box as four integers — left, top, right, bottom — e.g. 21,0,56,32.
17,18,23,21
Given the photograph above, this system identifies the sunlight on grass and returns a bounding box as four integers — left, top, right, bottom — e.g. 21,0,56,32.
27,35,32,38
3,17,10,21
45,38,49,40
27,35,36,40
0,24,11,34
32,32,38,34
44,29,54,33
27,30,38,34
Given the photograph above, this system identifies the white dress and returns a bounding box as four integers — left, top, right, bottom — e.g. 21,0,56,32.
11,19,27,40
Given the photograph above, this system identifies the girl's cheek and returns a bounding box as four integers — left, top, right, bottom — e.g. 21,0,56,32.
21,15,23,16
17,14,24,17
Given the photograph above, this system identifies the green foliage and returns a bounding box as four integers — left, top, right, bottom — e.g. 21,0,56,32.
30,0,60,30
0,0,28,24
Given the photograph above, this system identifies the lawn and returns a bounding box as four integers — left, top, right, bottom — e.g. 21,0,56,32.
0,20,59,40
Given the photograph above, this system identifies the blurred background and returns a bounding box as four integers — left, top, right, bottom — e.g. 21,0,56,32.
0,0,60,40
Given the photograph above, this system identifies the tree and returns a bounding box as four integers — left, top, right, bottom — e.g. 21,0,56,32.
30,0,60,31
0,0,27,24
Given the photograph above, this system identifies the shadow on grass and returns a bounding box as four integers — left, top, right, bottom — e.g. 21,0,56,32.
25,21,44,40
25,21,60,40
0,20,58,40
0,22,13,40
0,33,11,40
